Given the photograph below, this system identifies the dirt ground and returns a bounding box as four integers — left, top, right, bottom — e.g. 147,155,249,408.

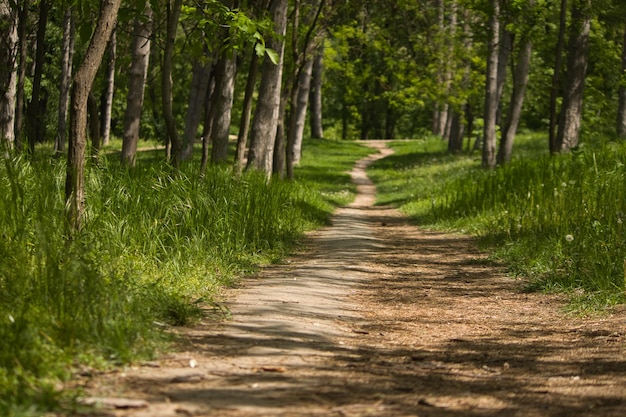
75,142,626,417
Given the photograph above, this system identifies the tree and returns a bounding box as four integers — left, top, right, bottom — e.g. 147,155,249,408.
617,23,626,139
55,7,75,155
121,4,153,166
100,27,117,147
246,0,288,176
209,53,237,164
549,0,568,153
482,0,500,168
309,42,324,139
66,0,121,232
180,59,212,163
0,0,17,151
556,0,591,151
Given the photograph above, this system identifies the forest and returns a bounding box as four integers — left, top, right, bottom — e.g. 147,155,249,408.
1,0,626,414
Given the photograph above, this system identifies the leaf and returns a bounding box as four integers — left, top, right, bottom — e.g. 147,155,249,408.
265,48,279,65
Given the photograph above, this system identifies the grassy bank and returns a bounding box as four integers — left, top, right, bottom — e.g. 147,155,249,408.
0,138,371,415
369,133,626,312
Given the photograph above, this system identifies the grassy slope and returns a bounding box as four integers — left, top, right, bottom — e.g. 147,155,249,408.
368,133,626,313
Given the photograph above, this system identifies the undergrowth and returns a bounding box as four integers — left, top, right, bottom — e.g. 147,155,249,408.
369,133,626,311
0,138,370,415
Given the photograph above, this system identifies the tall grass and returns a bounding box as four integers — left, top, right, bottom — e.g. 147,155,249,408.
0,138,370,414
369,134,626,310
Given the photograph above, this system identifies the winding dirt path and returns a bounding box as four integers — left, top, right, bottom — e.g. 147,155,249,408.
81,142,626,417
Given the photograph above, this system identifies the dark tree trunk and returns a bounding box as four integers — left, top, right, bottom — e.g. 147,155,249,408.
617,24,626,139
309,43,324,139
482,0,500,169
556,0,591,151
549,0,567,153
0,0,17,151
121,5,152,166
55,8,74,155
179,58,211,163
88,92,101,158
66,0,121,233
100,27,116,146
14,0,27,152
273,93,288,178
210,54,237,164
447,111,465,153
246,0,288,175
200,73,215,176
162,0,183,166
26,0,49,154
234,50,259,172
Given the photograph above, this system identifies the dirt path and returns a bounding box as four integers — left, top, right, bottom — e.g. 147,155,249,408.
80,142,626,417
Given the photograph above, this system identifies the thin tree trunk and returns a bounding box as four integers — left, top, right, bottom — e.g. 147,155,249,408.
179,59,212,163
100,27,116,146
498,21,533,165
121,5,153,166
482,0,500,169
234,50,259,172
55,8,74,155
200,73,215,175
617,24,626,139
290,56,314,169
66,0,121,233
14,0,27,152
273,93,288,178
209,54,237,164
447,111,465,153
309,42,324,139
556,0,591,151
162,0,183,166
246,0,288,176
549,0,567,153
26,0,49,154
88,92,101,158
0,0,17,151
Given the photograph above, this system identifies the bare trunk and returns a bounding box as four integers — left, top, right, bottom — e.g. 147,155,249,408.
482,0,500,169
55,8,74,155
309,43,324,139
209,55,237,164
66,0,121,233
498,26,533,165
447,111,465,153
549,0,567,153
14,0,27,152
273,93,288,178
234,50,259,171
26,0,49,154
200,74,215,175
617,24,626,139
0,0,17,151
100,27,116,146
121,5,153,166
290,57,314,167
246,0,288,176
88,92,101,158
162,0,183,166
179,59,212,162
556,0,591,151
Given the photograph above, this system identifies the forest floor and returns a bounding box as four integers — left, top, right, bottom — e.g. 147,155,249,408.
75,142,626,417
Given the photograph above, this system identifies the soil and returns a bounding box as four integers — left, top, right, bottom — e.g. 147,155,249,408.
75,141,626,417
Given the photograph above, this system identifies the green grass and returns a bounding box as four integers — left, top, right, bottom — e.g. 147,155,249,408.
369,133,626,311
0,137,370,415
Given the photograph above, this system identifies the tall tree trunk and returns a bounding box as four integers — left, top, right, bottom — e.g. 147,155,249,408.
482,0,500,169
178,59,211,163
290,56,314,168
309,42,324,139
556,0,591,151
88,92,101,157
26,0,49,154
210,54,237,164
447,111,465,153
498,22,533,165
549,0,567,153
100,27,116,146
66,0,121,233
162,0,183,166
0,0,17,151
200,73,215,175
234,49,259,171
273,93,288,178
121,5,153,166
55,8,74,155
617,24,626,139
14,0,27,152
246,0,288,176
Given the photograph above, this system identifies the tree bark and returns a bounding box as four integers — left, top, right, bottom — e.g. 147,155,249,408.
549,0,567,153
556,0,591,151
447,111,465,153
121,5,153,166
617,24,626,139
100,27,116,146
234,50,259,172
309,42,324,139
246,0,288,176
210,54,237,164
179,59,212,163
55,8,74,155
14,0,27,152
66,0,121,233
498,20,533,165
482,0,500,169
0,0,17,151
162,0,184,166
26,0,49,154
291,56,314,167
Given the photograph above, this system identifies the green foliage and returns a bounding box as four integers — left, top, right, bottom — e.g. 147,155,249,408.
0,138,368,413
370,133,626,310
